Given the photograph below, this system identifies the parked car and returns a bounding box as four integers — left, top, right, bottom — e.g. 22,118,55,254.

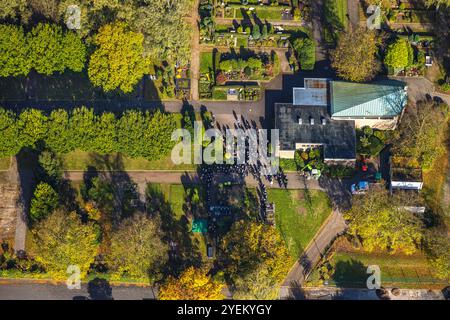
351,181,369,194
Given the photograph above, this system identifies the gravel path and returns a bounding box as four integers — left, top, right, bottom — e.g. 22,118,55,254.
189,0,200,101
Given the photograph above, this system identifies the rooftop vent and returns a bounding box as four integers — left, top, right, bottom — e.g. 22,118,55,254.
310,117,314,125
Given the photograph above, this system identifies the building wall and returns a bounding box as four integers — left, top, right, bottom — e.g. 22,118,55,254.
332,117,399,130
278,150,296,159
277,149,355,166
324,159,356,166
391,181,423,190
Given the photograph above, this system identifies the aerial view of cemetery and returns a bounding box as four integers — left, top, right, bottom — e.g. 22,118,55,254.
0,0,449,304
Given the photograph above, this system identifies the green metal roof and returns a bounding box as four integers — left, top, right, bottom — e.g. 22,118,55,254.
191,219,208,233
331,80,407,118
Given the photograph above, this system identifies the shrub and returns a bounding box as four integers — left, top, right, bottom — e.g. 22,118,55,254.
291,37,315,71
252,24,261,40
384,38,414,69
30,182,59,223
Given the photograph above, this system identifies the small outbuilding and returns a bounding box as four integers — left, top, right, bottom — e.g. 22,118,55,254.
191,219,208,233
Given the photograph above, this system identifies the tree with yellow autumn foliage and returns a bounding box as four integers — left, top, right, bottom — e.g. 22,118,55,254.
345,186,424,255
221,220,292,299
158,267,224,300
29,210,99,279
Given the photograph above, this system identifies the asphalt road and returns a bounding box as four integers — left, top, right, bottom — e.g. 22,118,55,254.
0,281,155,300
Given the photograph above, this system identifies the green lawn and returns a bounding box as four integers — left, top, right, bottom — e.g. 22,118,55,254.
148,183,209,262
60,150,196,171
324,0,348,42
233,6,290,20
168,184,187,218
268,189,332,259
200,51,214,75
307,250,448,289
0,157,11,170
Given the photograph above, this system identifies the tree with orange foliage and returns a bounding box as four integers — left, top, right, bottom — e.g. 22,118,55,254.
158,267,224,300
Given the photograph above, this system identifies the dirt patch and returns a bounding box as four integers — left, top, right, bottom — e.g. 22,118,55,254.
297,206,307,216
293,190,305,201
0,183,20,241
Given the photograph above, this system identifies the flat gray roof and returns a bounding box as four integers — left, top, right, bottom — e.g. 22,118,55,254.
293,87,327,106
275,103,356,160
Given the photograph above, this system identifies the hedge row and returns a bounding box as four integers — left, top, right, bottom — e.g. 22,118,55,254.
0,107,180,160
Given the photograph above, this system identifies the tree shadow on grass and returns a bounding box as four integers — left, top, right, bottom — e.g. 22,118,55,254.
16,147,81,226
145,183,203,277
84,153,143,223
332,259,367,288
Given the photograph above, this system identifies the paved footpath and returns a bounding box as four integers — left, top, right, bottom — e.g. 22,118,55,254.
0,280,155,300
189,0,201,101
64,170,346,191
279,209,347,299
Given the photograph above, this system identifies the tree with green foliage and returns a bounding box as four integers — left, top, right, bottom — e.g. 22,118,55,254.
92,112,117,154
424,0,450,7
17,109,47,148
252,24,261,40
116,110,178,160
88,22,150,93
106,214,168,282
81,176,114,215
2,107,179,161
261,24,268,39
68,107,96,152
384,38,413,69
291,37,315,71
30,210,99,279
232,263,281,300
141,111,178,160
116,110,147,158
345,186,424,255
0,108,21,157
28,23,86,75
331,27,380,82
247,57,263,70
38,150,63,181
0,0,31,22
45,109,73,154
30,182,59,223
132,0,193,64
0,24,30,77
423,230,450,280
61,30,86,72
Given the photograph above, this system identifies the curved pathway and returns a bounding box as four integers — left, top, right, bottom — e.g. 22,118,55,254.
279,209,346,299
